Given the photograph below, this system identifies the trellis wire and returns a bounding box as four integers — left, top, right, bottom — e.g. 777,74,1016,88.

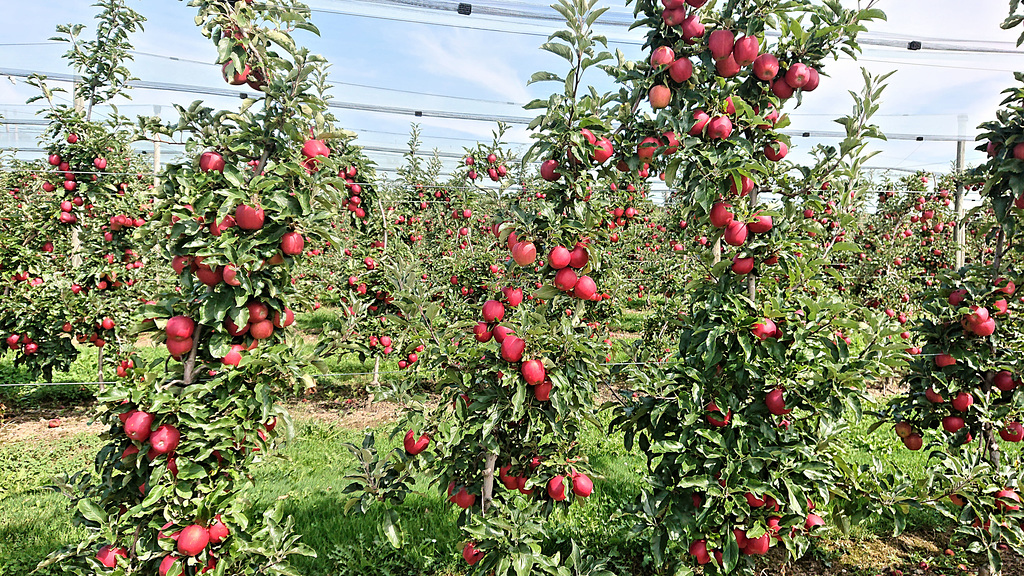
0,352,942,389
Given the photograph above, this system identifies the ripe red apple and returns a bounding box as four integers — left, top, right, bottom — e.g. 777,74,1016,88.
994,370,1016,392
250,320,274,340
894,421,913,438
765,388,791,415
571,472,593,497
709,202,733,228
805,513,825,532
661,7,685,27
771,78,794,99
706,116,733,139
281,231,304,255
903,432,923,450
723,220,748,246
744,533,770,555
997,489,1021,511
96,545,127,568
941,415,965,433
462,542,484,565
1000,422,1024,442
554,267,578,291
177,524,210,557
159,555,178,576
637,136,662,160
208,515,229,544
925,387,945,403
688,109,710,136
482,300,505,323
574,275,598,300
473,322,492,342
752,318,777,340
493,325,513,343
803,67,820,91
730,175,754,196
668,58,693,82
166,337,193,358
540,159,560,181
680,13,705,42
547,475,568,501
124,410,154,441
512,241,537,266
272,308,295,328
222,61,251,84
732,256,754,275
786,63,811,88
247,301,269,322
522,359,546,385
951,392,973,412
689,539,711,564
662,131,680,154
650,46,675,67
715,55,741,77
752,53,779,81
502,287,524,307
301,138,330,159
733,35,759,65
549,245,571,269
935,353,956,367
450,486,476,509
569,244,589,269
764,141,788,162
706,401,731,427
195,265,223,286
535,380,553,401
235,204,265,230
593,138,614,163
150,424,181,454
649,85,672,109
748,214,773,233
404,430,430,454
199,151,226,172
708,29,735,60
222,344,245,367
501,336,526,362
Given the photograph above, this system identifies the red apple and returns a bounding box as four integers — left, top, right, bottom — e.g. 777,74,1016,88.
199,151,226,172
404,430,430,454
177,524,210,557
708,29,735,60
733,35,759,65
521,359,546,385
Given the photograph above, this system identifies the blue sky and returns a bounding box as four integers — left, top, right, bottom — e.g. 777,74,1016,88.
1,0,1022,193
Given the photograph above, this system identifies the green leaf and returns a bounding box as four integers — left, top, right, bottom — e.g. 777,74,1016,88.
381,509,402,548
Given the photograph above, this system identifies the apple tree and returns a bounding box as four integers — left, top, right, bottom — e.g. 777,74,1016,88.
41,0,371,573
0,0,151,381
607,0,893,573
878,9,1024,572
342,1,622,573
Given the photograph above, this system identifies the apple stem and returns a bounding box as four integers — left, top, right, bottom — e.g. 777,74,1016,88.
481,453,497,515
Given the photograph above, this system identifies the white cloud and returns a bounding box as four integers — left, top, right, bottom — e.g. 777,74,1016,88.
406,30,534,104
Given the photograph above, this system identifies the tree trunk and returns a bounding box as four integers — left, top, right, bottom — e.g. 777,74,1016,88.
481,452,498,515
97,346,105,392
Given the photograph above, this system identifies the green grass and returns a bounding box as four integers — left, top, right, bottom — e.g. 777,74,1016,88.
0,403,975,576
